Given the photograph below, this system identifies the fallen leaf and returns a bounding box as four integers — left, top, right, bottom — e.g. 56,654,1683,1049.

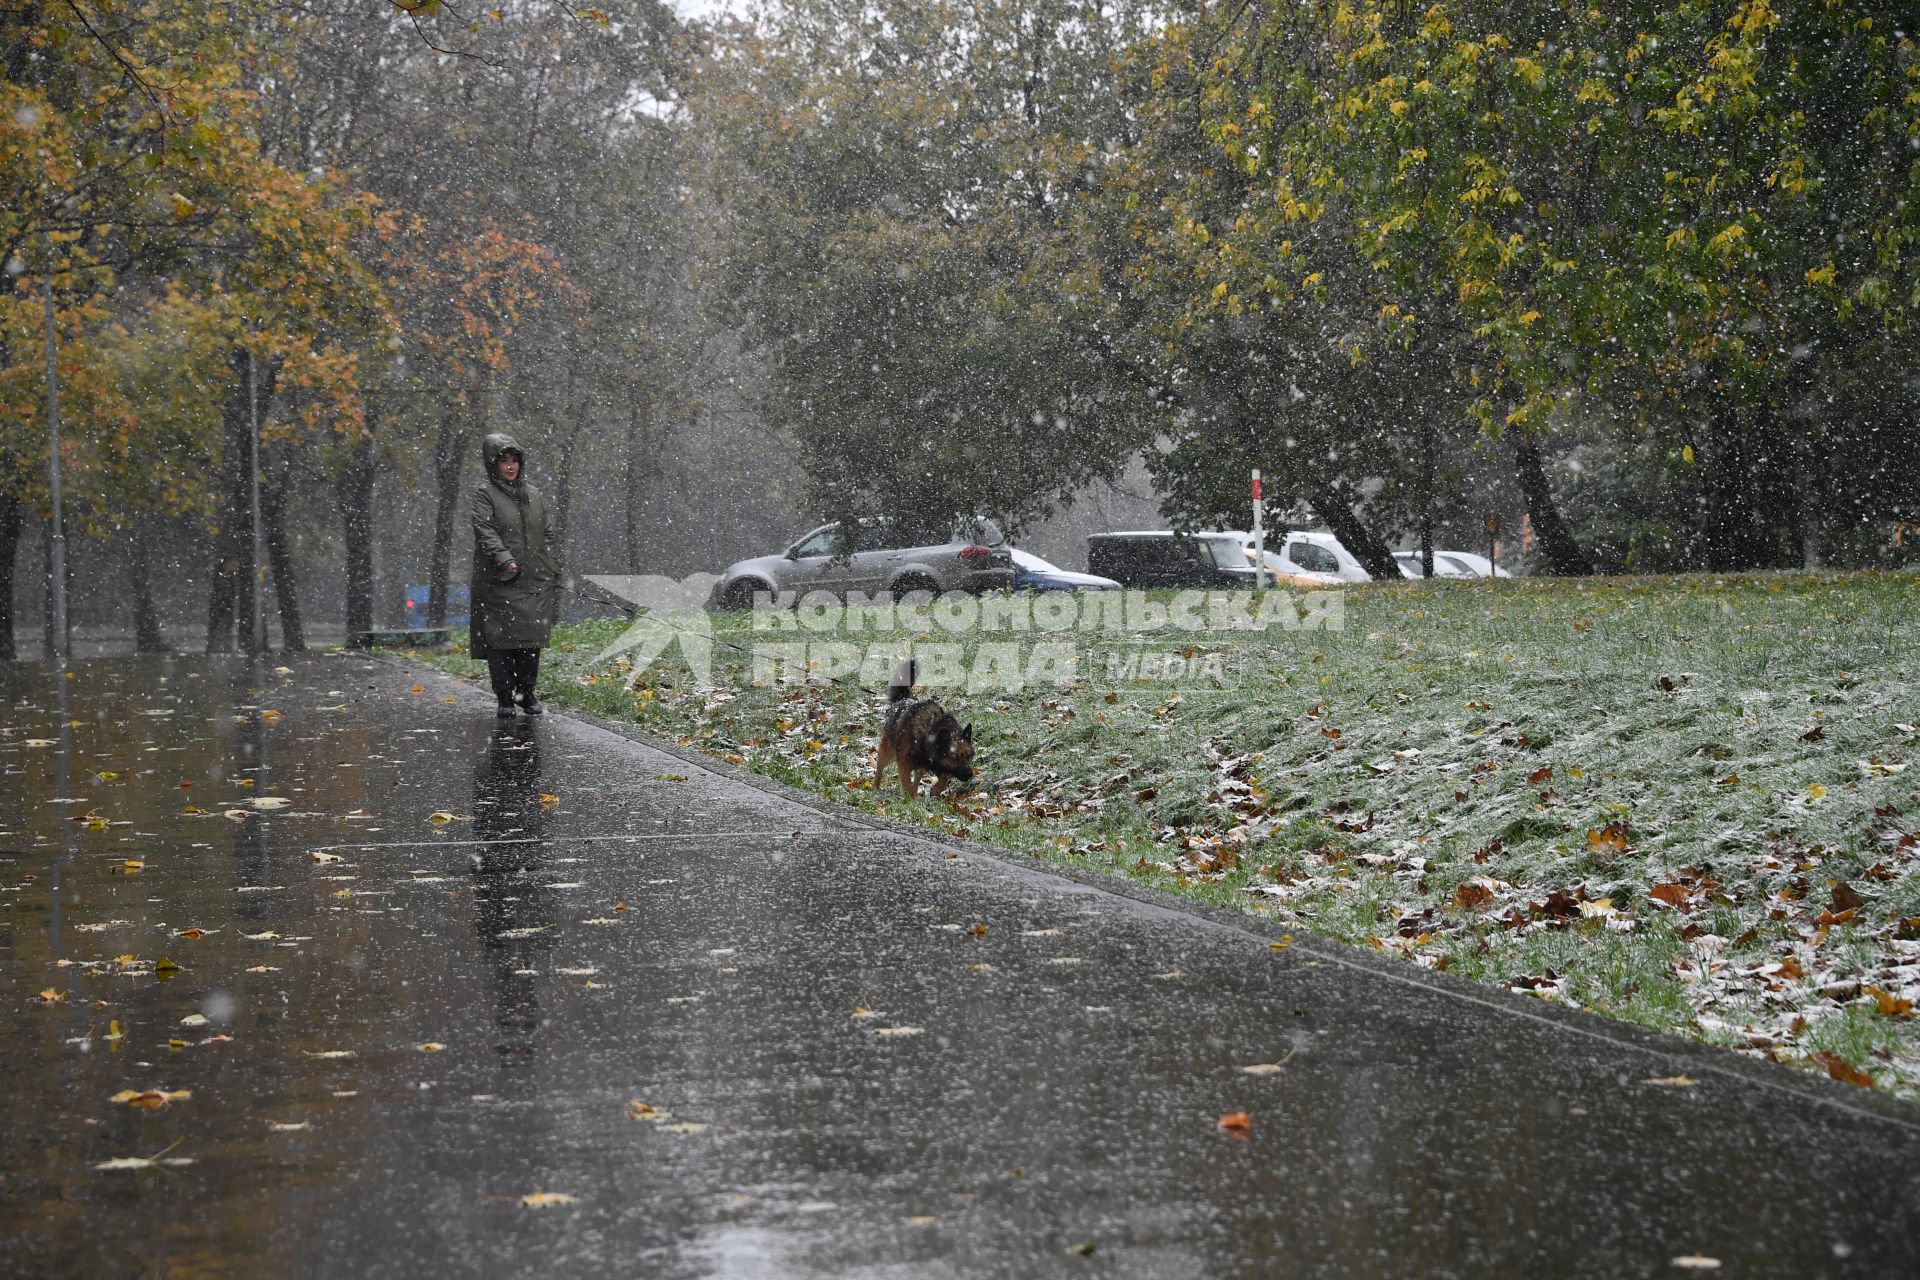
539,793,559,809
1862,985,1913,1018
1650,883,1692,908
1217,1111,1252,1138
1528,765,1553,785
175,927,209,940
35,988,66,1004
251,796,290,810
428,812,455,825
1644,1075,1697,1088
179,1013,208,1028
304,1050,355,1060
874,1026,923,1037
267,1120,311,1132
626,1101,669,1122
1670,1258,1721,1271
409,684,426,694
416,1042,447,1053
311,852,344,864
1810,1052,1873,1089
1586,822,1629,854
111,1088,190,1110
260,710,283,723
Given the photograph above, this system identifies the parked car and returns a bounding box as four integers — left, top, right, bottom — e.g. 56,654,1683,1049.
1393,549,1513,579
1010,548,1118,592
708,516,1014,609
1256,530,1373,583
1088,530,1314,589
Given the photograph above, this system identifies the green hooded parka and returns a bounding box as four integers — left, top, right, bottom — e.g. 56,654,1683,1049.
469,432,560,659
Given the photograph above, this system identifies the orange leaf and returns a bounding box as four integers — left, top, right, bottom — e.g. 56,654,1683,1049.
1217,1112,1252,1138
1811,1052,1873,1089
1528,765,1553,785
1649,882,1691,908
1586,823,1629,854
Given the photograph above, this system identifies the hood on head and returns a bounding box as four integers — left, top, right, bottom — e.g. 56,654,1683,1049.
482,433,526,473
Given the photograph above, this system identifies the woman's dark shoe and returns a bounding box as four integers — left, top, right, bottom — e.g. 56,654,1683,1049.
518,695,545,716
496,701,518,719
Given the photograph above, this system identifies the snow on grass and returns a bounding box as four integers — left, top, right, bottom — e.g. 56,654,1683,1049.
403,571,1920,1097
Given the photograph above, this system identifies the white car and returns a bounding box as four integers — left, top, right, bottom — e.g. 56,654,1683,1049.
1242,530,1372,583
1394,549,1512,579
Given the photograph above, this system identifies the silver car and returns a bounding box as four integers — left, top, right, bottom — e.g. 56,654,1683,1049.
707,517,1015,610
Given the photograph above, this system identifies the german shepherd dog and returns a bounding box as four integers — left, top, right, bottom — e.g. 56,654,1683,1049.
874,658,976,799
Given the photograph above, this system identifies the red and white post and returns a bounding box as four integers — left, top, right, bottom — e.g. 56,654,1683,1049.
1251,469,1266,590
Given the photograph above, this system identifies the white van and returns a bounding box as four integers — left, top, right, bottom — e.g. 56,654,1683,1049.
1242,530,1373,583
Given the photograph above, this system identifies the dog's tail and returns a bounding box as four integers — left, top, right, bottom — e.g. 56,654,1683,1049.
887,656,917,703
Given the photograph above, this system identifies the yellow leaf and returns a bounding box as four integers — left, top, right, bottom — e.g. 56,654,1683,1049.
428,812,455,825
1681,444,1695,464
1807,783,1827,801
539,793,559,809
416,1042,446,1053
520,1192,576,1208
1645,1075,1697,1087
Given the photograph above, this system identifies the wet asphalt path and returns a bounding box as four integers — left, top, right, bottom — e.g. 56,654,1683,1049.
2,653,1917,1279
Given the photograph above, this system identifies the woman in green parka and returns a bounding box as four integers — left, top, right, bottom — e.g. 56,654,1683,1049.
471,432,560,717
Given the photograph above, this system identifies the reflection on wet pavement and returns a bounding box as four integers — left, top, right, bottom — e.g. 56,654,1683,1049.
2,654,1917,1278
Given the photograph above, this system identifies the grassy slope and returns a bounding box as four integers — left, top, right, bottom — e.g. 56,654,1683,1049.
400,572,1920,1098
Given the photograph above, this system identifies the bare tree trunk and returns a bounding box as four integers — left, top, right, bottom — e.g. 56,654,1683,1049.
426,408,467,627
1418,417,1435,578
549,355,588,583
1512,432,1593,576
128,524,168,653
1303,476,1400,581
261,451,304,651
1793,430,1824,570
206,348,278,652
42,514,70,658
0,480,18,662
340,410,377,648
552,418,584,585
624,405,651,570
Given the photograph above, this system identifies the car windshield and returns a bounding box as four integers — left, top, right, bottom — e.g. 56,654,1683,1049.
954,516,1005,546
1195,537,1248,569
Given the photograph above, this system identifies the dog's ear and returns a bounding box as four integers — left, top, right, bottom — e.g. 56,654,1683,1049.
963,723,973,741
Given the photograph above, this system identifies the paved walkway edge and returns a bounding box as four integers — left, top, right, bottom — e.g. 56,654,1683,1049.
391,652,1920,1133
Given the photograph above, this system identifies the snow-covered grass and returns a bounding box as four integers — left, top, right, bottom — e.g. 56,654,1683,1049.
400,571,1920,1099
